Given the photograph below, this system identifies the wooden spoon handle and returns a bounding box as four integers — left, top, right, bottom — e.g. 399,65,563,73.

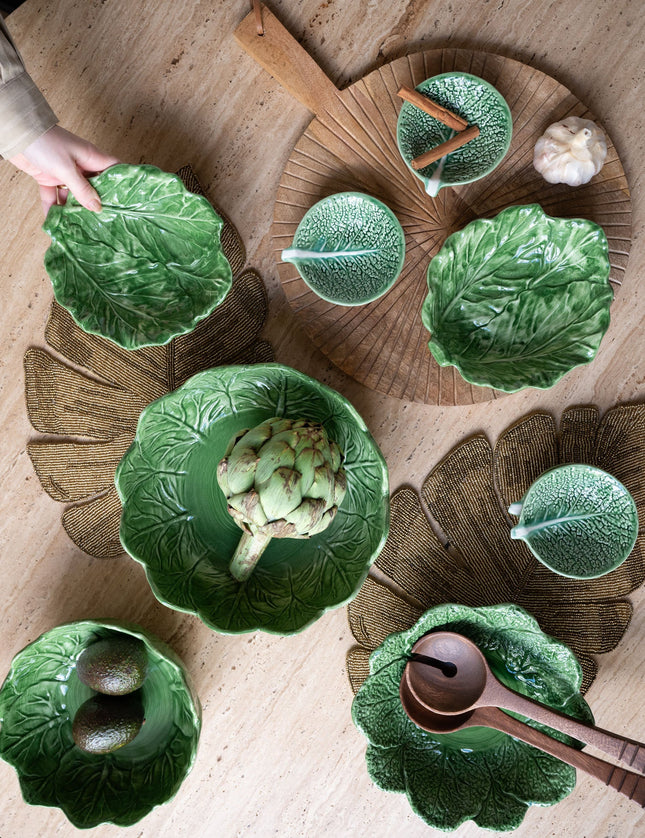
491,684,645,775
478,707,645,807
234,3,342,118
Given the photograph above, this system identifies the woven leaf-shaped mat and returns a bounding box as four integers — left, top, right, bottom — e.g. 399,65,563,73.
347,404,645,694
24,165,273,558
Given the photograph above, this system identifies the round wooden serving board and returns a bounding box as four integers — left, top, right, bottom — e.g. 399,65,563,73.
236,5,631,405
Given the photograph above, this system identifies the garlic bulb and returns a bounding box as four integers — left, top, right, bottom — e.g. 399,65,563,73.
533,117,607,186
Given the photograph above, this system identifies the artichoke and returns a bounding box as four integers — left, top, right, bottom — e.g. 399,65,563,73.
217,417,347,581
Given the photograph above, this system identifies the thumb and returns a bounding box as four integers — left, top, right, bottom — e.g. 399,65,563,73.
64,168,102,212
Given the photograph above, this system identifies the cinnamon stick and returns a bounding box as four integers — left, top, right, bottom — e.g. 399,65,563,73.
397,86,468,132
411,125,480,170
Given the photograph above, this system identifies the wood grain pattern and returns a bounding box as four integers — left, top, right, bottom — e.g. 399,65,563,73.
261,42,632,404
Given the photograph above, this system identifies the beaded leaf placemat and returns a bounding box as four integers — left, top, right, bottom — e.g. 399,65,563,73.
24,166,273,559
347,404,645,694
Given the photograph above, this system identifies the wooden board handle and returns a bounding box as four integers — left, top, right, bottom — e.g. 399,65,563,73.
234,3,341,117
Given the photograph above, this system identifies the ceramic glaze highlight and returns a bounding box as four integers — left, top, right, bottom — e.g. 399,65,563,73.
0,620,201,829
352,603,593,832
510,464,638,578
43,164,233,349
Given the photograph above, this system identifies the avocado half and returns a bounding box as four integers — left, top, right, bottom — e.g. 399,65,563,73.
72,692,145,754
76,635,148,696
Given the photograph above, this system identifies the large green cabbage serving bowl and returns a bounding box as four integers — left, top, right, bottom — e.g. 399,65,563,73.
0,620,201,829
352,603,593,832
421,204,613,392
43,164,233,349
115,364,390,634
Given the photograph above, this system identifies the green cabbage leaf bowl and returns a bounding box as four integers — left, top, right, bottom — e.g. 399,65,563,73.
509,464,639,579
115,364,390,634
421,204,613,392
352,603,593,832
397,72,512,196
43,164,233,349
281,192,405,305
0,620,201,829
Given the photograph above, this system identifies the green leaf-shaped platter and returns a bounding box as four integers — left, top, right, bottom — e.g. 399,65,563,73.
281,192,405,305
397,72,512,196
115,364,390,634
352,603,593,832
509,464,639,578
421,204,613,392
0,620,201,829
43,164,233,349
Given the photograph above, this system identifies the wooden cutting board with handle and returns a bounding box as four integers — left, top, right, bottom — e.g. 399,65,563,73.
236,4,630,405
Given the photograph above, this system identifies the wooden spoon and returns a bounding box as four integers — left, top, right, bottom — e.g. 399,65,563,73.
405,631,645,774
399,668,645,806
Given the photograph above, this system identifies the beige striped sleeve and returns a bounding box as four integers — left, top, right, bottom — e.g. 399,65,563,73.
0,17,57,159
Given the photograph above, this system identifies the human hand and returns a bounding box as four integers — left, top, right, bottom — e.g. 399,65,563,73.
9,125,120,215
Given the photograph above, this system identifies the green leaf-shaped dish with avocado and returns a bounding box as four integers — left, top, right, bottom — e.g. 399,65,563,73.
42,164,233,349
352,603,593,832
421,204,613,392
0,620,201,829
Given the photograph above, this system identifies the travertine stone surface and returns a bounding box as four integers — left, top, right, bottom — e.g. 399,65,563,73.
0,1,644,836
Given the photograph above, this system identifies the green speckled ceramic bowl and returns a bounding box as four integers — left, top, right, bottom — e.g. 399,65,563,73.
43,164,233,350
509,464,639,578
397,73,512,196
0,620,201,829
116,364,390,634
352,603,593,832
421,204,613,392
281,192,405,305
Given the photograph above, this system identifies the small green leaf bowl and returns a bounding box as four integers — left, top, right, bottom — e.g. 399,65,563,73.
43,164,233,350
0,620,201,829
509,464,639,578
115,364,390,634
281,192,405,305
397,72,512,196
352,603,593,832
421,204,613,392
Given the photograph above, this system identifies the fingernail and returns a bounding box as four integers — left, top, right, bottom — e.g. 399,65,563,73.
88,198,102,212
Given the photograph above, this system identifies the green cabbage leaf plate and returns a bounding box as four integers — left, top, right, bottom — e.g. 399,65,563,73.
421,204,613,392
352,603,593,832
43,164,233,349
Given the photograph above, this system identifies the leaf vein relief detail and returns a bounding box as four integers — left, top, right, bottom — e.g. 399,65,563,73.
42,164,234,351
